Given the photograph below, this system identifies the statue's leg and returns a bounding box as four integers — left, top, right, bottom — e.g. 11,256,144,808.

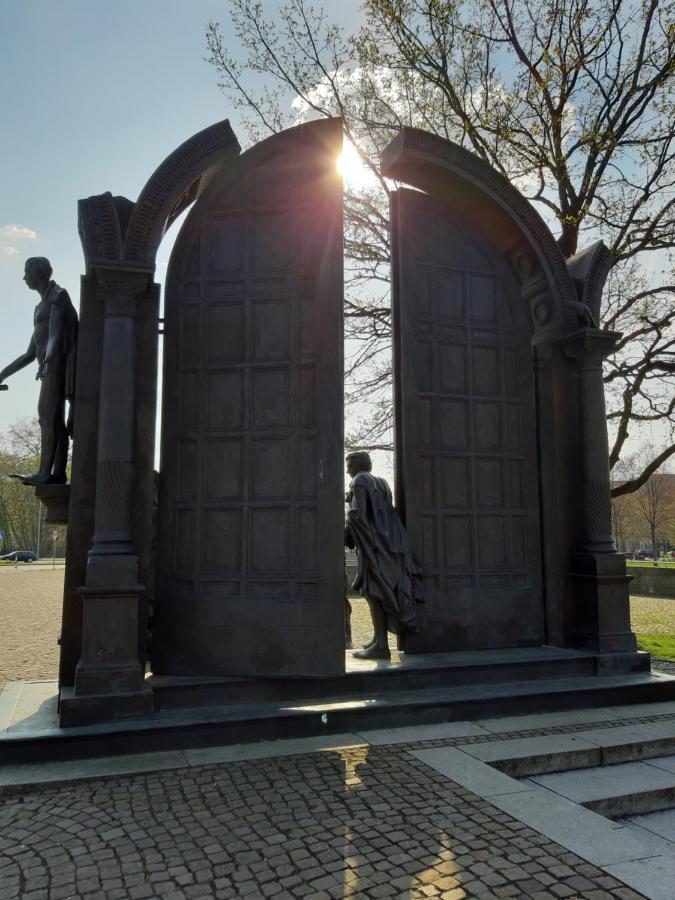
353,598,390,660
345,597,353,649
51,397,69,483
36,367,66,481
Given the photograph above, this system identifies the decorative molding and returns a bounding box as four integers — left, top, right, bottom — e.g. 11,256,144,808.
566,241,614,325
559,327,621,361
381,129,578,334
95,268,151,318
123,119,241,266
78,193,134,265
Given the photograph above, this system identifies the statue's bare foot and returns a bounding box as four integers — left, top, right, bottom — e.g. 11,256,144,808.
9,472,51,486
352,645,391,661
362,637,376,650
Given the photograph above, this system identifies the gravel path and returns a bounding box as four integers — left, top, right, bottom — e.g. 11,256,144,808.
0,566,63,692
628,594,675,634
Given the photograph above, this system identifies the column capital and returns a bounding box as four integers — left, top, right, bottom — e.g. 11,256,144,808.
559,327,621,361
93,265,153,318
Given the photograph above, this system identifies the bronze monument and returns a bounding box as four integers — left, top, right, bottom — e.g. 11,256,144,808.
0,257,77,485
345,450,424,659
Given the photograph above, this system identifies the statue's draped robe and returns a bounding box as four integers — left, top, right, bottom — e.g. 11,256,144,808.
346,472,424,635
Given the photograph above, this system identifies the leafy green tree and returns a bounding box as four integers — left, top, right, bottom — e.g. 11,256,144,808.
0,418,41,553
207,0,675,490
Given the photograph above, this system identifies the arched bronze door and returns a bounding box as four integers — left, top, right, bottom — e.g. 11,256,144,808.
152,119,345,677
392,188,545,651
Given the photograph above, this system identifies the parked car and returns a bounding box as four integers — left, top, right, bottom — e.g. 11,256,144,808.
0,550,37,563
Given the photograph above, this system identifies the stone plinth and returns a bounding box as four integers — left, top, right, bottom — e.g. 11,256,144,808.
35,484,70,525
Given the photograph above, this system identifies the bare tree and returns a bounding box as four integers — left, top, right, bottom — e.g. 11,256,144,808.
206,0,675,484
634,471,675,561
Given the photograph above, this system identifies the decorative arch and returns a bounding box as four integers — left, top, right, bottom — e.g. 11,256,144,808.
77,119,241,271
381,128,577,337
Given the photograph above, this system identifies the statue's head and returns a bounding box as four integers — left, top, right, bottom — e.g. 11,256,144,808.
23,257,52,290
346,450,372,477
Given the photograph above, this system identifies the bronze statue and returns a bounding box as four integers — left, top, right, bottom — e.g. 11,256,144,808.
0,257,78,485
344,451,424,659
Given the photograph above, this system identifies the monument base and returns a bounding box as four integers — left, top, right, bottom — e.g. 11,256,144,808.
35,484,70,525
59,684,153,727
1,647,671,764
569,551,637,653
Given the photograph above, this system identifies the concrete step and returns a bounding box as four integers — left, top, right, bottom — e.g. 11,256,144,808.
529,757,675,818
2,670,675,765
459,718,675,777
150,646,603,710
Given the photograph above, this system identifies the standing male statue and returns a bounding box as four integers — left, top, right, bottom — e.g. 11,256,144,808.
344,450,424,659
0,257,78,485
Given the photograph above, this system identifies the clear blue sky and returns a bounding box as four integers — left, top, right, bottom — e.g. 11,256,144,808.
0,0,363,433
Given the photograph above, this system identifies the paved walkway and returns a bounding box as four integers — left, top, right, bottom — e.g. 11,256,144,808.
5,699,675,899
2,571,675,897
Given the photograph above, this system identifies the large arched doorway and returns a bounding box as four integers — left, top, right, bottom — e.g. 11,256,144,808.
392,188,544,650
151,119,345,677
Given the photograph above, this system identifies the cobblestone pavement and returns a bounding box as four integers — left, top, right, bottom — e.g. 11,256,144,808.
0,743,647,900
1,573,672,897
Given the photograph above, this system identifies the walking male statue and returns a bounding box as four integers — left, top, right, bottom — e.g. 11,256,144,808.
0,257,78,485
344,450,424,659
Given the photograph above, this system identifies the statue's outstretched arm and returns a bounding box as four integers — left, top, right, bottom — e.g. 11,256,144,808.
0,336,37,382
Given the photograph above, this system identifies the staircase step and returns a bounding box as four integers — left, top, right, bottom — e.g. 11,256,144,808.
529,757,675,818
459,719,675,777
150,646,601,710
1,671,675,765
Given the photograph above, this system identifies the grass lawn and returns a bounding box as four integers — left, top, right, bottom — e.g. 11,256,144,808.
630,595,675,660
636,635,675,660
626,559,675,567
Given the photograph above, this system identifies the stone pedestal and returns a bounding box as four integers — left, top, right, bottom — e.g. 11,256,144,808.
35,484,70,525
562,328,637,654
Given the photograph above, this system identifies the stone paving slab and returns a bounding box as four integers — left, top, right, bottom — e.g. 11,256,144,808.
413,747,532,797
0,749,190,793
478,706,628,733
605,853,675,900
609,700,675,719
185,734,368,766
625,809,675,843
528,760,675,803
573,720,675,764
461,733,600,776
646,753,675,774
355,721,488,746
488,788,669,867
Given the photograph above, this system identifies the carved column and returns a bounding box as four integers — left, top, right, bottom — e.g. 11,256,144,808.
88,269,148,568
60,266,154,724
561,328,637,658
569,329,617,553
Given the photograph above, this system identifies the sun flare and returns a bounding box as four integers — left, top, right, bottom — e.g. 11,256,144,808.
336,140,376,190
